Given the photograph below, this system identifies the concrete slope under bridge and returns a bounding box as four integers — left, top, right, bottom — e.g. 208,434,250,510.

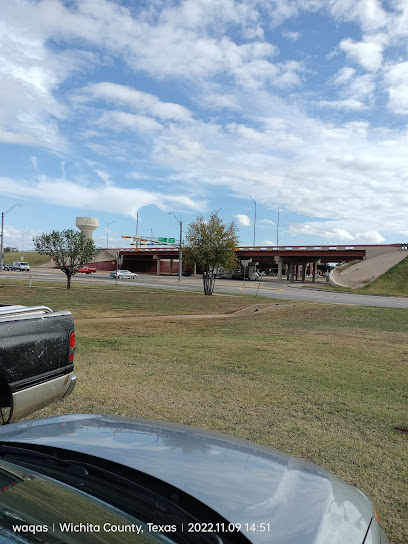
329,249,408,289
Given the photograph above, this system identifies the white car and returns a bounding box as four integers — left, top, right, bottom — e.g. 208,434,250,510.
12,261,30,272
110,269,138,279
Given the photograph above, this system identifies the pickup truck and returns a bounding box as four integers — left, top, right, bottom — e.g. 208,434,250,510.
72,265,96,275
0,304,76,424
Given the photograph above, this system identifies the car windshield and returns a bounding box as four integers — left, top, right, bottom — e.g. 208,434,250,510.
0,448,231,544
0,460,177,544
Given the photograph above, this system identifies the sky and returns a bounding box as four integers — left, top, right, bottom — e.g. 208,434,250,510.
1,0,408,252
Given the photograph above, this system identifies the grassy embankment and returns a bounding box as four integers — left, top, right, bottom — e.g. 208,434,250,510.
307,255,408,297
0,281,407,544
2,251,50,267
360,255,408,296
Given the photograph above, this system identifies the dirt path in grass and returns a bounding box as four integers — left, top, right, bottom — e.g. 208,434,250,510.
75,303,285,323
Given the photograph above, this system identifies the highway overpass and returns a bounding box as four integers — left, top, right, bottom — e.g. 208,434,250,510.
93,243,403,282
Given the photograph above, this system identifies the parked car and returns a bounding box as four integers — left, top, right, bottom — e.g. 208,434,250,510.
0,304,76,424
0,414,388,544
12,261,30,272
72,265,96,275
110,270,138,279
1,264,12,271
182,270,192,276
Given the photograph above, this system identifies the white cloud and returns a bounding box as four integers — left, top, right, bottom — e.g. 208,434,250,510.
263,0,299,26
199,92,241,111
357,231,385,243
316,99,368,111
0,6,96,150
0,175,205,218
346,73,376,100
77,83,193,121
384,62,408,115
94,111,163,133
259,219,275,226
288,223,385,243
282,30,301,40
1,0,302,93
339,36,385,71
234,214,252,227
328,0,389,32
331,67,356,85
318,73,376,111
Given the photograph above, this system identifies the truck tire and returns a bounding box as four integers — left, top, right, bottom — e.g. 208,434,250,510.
90,271,95,275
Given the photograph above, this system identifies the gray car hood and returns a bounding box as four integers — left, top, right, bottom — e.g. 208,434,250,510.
0,414,374,544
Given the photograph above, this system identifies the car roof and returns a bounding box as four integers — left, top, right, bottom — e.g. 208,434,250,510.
0,415,373,544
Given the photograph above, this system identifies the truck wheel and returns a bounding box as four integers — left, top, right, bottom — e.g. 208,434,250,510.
90,271,95,275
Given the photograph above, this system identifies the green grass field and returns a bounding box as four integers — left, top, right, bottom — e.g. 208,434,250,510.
0,282,407,543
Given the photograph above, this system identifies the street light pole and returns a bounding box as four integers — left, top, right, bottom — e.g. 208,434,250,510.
21,230,30,252
100,219,116,249
1,204,22,271
168,213,183,281
276,203,285,249
247,194,256,247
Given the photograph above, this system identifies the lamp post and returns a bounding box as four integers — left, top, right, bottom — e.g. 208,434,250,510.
21,230,30,252
100,219,116,249
247,194,256,247
168,213,182,281
1,204,22,271
276,203,286,249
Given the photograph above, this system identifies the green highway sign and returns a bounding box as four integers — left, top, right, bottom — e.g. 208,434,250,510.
169,238,176,243
158,237,168,243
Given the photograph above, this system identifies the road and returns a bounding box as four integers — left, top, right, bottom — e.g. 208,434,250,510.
3,269,408,309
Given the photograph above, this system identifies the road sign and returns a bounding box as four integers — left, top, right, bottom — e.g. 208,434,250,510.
169,238,176,244
158,237,168,243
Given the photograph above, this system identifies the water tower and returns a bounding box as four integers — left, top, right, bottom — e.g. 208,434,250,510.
76,217,98,240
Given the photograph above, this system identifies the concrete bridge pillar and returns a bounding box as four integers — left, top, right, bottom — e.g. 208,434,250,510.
296,265,300,280
278,260,283,280
312,261,317,283
301,264,306,282
156,258,161,276
289,261,295,282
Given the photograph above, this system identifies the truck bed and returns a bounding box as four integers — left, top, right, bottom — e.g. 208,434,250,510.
0,304,76,423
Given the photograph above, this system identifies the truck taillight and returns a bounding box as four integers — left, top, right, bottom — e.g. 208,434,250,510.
69,331,75,362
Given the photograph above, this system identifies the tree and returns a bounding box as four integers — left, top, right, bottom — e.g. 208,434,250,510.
33,229,100,289
184,211,239,295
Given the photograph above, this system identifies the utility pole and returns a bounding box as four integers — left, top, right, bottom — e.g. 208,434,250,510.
276,203,285,248
100,219,116,249
168,213,183,281
247,194,256,247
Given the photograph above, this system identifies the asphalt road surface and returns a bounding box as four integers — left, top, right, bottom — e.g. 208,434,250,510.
3,269,408,309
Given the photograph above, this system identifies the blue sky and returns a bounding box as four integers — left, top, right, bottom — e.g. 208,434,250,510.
1,0,408,251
